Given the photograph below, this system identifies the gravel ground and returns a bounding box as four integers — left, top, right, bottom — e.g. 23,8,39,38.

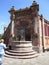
3,51,49,65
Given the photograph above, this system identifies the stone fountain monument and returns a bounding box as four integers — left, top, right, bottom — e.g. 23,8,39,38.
5,1,39,59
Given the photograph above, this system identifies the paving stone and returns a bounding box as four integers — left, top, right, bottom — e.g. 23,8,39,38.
2,52,49,65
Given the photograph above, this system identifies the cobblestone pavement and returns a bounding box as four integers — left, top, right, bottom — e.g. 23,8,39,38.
3,51,49,65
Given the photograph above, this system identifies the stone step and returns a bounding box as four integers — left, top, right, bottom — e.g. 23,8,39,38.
5,50,37,56
5,41,39,59
7,50,34,53
5,53,39,59
14,43,32,47
5,49,39,59
12,46,33,51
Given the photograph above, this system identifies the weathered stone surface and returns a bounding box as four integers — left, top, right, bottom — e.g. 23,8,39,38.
3,52,49,65
5,41,38,59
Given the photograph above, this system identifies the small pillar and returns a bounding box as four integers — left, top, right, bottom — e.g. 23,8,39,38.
40,15,45,52
9,6,15,36
8,6,15,47
30,0,39,17
38,15,43,53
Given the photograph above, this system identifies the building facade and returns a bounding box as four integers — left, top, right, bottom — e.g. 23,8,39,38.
3,1,49,53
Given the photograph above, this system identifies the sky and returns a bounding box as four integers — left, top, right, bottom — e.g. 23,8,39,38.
0,0,49,34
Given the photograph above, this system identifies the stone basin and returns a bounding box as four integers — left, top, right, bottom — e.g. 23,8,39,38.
5,41,38,59
11,41,33,52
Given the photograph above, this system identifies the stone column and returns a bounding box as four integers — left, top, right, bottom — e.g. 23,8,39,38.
9,6,15,37
34,17,39,34
32,17,39,52
41,15,45,52
38,16,43,53
8,6,15,48
11,14,15,36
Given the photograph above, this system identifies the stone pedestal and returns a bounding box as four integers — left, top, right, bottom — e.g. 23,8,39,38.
6,41,38,59
5,41,38,59
12,41,32,51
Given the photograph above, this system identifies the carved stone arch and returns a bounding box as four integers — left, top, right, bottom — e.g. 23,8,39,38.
19,19,32,41
20,19,32,27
